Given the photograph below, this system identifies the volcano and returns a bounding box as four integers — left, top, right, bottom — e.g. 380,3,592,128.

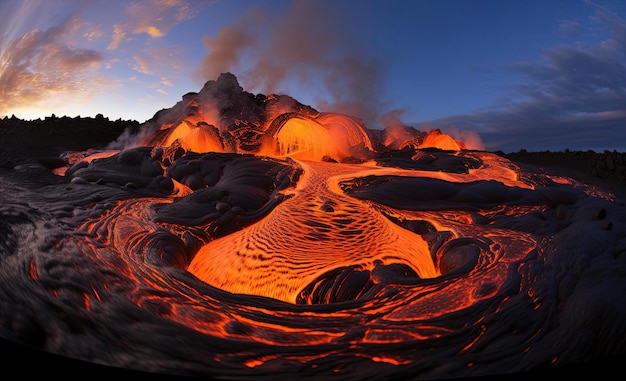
1,73,625,380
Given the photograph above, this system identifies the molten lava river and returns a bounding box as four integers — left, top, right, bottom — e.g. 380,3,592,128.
1,124,625,379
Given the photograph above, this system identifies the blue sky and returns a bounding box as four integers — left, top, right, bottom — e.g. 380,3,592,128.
1,0,625,152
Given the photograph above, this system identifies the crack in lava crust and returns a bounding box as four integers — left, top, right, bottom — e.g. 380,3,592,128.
187,160,440,303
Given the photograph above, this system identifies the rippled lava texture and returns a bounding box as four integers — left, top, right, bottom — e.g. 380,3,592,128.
1,73,626,380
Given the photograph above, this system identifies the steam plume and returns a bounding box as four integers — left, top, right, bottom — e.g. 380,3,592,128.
197,0,384,127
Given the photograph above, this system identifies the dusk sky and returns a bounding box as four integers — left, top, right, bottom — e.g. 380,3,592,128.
1,0,625,152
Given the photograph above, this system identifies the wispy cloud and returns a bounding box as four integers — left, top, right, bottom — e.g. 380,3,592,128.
419,2,626,152
127,45,184,78
0,15,104,116
107,24,127,50
0,1,192,119
107,0,207,49
106,0,205,83
132,56,153,75
83,27,103,41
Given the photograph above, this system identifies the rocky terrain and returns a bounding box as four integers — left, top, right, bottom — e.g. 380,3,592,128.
1,111,624,197
3,72,622,194
1,73,624,380
501,149,626,197
0,114,139,169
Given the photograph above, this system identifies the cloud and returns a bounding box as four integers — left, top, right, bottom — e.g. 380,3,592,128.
133,26,165,38
197,0,384,126
417,2,626,153
108,0,207,49
106,1,204,83
559,20,585,36
558,110,626,123
0,15,104,116
128,46,184,77
107,24,127,50
83,27,103,41
132,56,153,75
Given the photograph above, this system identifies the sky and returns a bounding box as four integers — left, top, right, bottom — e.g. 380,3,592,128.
0,0,625,153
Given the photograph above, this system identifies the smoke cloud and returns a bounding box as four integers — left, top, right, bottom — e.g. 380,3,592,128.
445,126,485,151
197,0,385,128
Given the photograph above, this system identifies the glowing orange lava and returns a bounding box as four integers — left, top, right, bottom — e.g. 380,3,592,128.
164,121,224,153
187,159,439,303
4,72,625,380
259,113,374,161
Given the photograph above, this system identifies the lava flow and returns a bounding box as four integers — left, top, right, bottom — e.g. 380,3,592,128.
1,73,625,380
188,159,440,304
